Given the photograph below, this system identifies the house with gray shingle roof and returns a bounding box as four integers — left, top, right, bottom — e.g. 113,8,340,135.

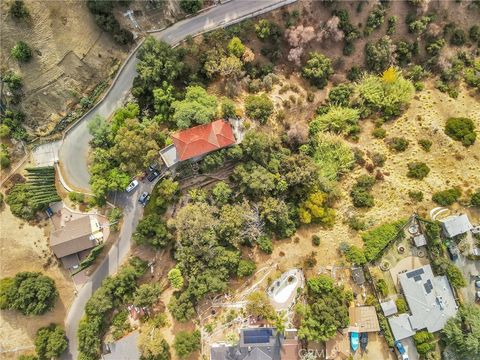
380,299,398,317
388,265,457,341
103,331,140,360
440,214,473,238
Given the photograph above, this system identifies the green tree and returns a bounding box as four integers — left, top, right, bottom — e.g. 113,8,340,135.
296,275,351,341
180,0,202,14
298,191,336,226
11,41,32,62
35,324,68,360
138,321,170,360
246,291,275,320
167,268,184,290
173,330,201,359
88,115,112,149
442,304,480,358
0,272,58,315
255,20,273,40
302,52,333,88
445,117,476,146
0,146,11,169
227,36,245,58
172,86,218,128
327,83,353,106
244,94,274,124
133,214,171,249
364,36,394,73
221,98,237,119
260,197,296,238
396,298,408,313
153,81,176,123
2,70,23,91
154,178,179,212
237,259,256,277
133,284,161,308
211,181,232,206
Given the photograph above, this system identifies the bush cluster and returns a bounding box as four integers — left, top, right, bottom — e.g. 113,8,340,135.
361,220,405,261
351,175,376,208
432,188,461,206
445,117,476,146
407,161,430,180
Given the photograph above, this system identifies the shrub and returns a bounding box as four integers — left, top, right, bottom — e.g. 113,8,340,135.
445,117,476,146
387,16,397,35
432,188,461,206
257,235,273,254
237,259,256,277
361,220,405,261
347,215,367,231
302,52,333,88
471,189,480,207
309,106,360,136
9,0,29,19
396,298,408,313
376,279,388,297
68,192,85,203
328,84,353,107
408,190,424,202
168,268,184,289
407,162,430,180
11,41,32,62
244,94,273,124
0,272,58,315
450,29,467,46
350,175,376,208
469,25,480,42
345,245,366,265
388,137,409,152
371,152,386,167
418,139,432,152
372,127,386,139
356,68,414,119
312,235,321,246
445,263,466,288
0,146,11,169
364,7,385,35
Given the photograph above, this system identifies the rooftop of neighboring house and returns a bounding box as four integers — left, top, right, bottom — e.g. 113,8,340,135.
50,214,101,258
103,330,140,360
380,299,398,317
440,214,473,238
348,306,380,333
210,328,299,360
160,119,236,168
388,264,457,340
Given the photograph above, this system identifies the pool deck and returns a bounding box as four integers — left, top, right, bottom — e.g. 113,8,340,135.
267,268,305,311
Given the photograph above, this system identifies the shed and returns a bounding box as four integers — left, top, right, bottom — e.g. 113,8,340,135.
380,299,398,317
413,234,427,247
348,306,380,333
351,267,366,285
388,313,415,341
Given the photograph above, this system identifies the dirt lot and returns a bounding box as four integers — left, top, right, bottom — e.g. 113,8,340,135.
0,206,75,358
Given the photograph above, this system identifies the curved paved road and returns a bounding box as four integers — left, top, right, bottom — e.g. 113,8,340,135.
61,1,296,359
59,0,295,192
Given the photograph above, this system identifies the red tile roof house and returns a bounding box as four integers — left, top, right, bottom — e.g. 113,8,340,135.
159,119,237,168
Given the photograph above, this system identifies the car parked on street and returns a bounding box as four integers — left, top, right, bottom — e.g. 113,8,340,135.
138,191,150,206
126,180,139,193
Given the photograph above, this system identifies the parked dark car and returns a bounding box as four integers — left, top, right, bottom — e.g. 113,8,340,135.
447,244,459,261
147,170,160,182
138,192,150,206
148,164,158,173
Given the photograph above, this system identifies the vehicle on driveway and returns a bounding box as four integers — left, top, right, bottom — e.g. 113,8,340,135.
360,332,368,350
394,341,409,360
148,164,158,173
475,276,480,288
147,170,160,182
126,180,139,193
447,243,459,261
138,191,150,206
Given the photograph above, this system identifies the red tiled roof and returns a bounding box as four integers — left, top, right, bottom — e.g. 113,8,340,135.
172,119,236,161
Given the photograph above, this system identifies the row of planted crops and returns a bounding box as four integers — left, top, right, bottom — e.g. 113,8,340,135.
6,166,61,220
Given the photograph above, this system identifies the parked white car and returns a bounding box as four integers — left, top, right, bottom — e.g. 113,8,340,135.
126,180,139,193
